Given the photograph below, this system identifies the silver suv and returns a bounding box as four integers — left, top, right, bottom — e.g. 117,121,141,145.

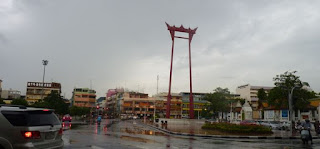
0,105,63,149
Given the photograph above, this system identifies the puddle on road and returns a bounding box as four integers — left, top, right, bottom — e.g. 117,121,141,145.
121,128,169,137
69,139,78,144
120,135,157,143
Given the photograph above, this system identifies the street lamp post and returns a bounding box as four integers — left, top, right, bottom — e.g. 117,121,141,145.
41,60,48,100
289,86,297,136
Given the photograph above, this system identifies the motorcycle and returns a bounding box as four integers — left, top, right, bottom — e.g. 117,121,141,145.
97,115,102,126
301,127,311,144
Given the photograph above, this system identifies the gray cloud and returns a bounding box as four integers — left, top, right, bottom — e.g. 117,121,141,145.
1,0,320,98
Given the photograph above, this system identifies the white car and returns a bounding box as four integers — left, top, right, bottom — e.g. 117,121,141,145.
133,116,138,120
261,121,281,130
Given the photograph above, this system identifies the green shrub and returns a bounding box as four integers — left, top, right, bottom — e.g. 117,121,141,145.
202,123,273,134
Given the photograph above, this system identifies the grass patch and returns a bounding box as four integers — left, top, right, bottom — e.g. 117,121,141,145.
202,123,273,135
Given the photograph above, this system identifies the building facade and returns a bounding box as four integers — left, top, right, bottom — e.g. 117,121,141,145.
155,93,182,119
26,82,61,104
1,89,21,99
236,84,273,109
72,88,96,108
106,88,124,118
181,92,209,119
1,89,21,104
121,92,155,119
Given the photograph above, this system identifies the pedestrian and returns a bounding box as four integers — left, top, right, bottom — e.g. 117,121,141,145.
314,120,319,134
302,119,313,144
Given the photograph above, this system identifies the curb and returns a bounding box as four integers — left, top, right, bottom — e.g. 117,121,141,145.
141,122,319,140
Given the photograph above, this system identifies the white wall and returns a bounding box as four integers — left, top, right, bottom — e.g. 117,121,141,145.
236,85,251,101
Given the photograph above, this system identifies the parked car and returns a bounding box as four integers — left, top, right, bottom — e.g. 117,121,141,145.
240,120,256,125
0,104,63,149
133,116,138,120
261,121,281,130
62,114,72,122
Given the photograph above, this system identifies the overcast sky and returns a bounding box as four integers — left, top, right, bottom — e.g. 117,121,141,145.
1,0,320,98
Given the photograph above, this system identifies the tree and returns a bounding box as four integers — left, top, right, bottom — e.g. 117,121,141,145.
32,91,69,115
268,71,316,110
257,88,267,108
11,98,28,106
0,98,5,104
69,106,91,119
202,87,231,119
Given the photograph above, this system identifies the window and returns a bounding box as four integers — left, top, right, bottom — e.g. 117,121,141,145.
1,111,60,126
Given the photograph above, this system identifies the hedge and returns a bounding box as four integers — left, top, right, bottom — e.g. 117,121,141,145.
202,123,273,134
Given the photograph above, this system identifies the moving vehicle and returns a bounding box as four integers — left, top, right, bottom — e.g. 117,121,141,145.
301,128,311,144
97,115,102,126
0,104,63,149
62,114,72,122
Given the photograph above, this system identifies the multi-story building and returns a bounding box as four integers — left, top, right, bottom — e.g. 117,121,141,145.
26,82,61,104
121,92,155,119
236,84,273,109
72,88,96,108
1,89,21,104
106,88,124,118
1,89,21,99
155,92,182,119
181,92,210,119
236,84,273,120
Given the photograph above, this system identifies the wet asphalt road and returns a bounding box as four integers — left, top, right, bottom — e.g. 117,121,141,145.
63,119,320,149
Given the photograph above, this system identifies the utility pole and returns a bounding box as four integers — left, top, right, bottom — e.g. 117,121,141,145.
41,60,48,100
154,75,159,123
157,75,159,94
230,101,233,123
289,86,297,136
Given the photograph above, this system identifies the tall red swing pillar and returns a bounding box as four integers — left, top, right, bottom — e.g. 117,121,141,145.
165,22,198,119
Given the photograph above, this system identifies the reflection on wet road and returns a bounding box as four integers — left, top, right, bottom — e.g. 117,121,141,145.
63,119,320,149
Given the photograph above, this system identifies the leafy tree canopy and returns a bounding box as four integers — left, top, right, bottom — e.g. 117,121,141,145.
268,71,316,110
33,91,69,115
0,98,5,104
11,98,28,106
257,88,268,109
69,106,90,117
202,87,231,118
257,88,267,101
